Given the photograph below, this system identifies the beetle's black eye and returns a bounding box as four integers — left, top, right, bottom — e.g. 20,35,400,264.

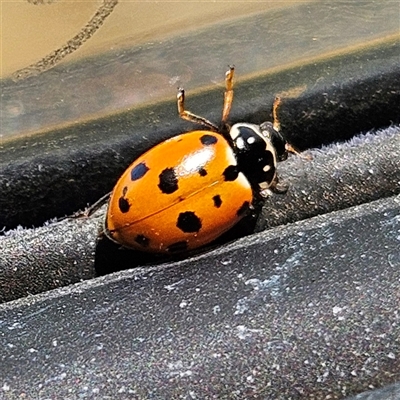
259,121,287,161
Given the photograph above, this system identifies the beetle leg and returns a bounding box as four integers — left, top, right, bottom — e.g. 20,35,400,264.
272,96,282,132
259,173,289,198
177,88,219,132
221,65,234,124
285,142,313,160
273,96,312,160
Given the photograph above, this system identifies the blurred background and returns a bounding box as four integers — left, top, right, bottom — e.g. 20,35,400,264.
2,0,399,140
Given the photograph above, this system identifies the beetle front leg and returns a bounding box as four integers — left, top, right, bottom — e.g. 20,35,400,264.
177,88,219,132
221,65,234,125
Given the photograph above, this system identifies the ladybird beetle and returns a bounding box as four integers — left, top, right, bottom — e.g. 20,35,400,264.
105,67,294,253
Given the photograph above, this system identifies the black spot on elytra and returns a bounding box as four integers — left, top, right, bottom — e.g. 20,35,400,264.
236,201,250,217
223,165,239,181
167,241,189,253
213,195,222,208
176,211,202,233
200,134,218,146
135,234,150,248
198,167,207,177
118,196,130,213
131,162,149,181
158,168,178,194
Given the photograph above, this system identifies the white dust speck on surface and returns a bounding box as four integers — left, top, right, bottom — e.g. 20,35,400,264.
234,297,250,315
164,279,185,291
213,305,221,314
166,360,194,379
2,383,10,392
246,375,255,383
179,300,188,308
235,325,263,340
28,348,38,353
332,306,344,315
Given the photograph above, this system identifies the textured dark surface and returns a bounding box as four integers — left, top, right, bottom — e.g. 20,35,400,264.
0,216,99,303
1,194,399,398
1,126,399,304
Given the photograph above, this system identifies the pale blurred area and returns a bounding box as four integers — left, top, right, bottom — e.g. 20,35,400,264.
1,0,399,140
2,0,289,79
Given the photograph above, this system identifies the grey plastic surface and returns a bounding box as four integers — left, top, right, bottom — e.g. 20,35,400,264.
345,383,400,400
1,193,399,398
